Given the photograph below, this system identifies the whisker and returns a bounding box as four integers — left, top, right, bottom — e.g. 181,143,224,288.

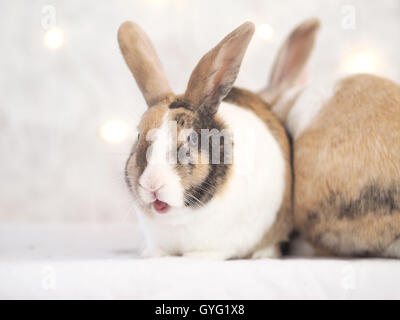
184,192,205,208
192,183,216,196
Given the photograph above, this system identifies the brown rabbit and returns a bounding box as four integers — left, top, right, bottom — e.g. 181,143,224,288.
260,20,400,258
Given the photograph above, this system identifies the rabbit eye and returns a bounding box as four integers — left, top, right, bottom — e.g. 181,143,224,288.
188,131,198,147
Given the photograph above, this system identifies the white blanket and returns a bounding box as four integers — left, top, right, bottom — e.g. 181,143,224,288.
0,224,399,299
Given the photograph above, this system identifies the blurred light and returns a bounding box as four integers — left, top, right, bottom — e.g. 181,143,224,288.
43,27,64,49
257,24,274,41
340,49,384,74
100,121,130,144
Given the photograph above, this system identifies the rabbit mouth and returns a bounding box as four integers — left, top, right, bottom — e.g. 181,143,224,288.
153,199,170,214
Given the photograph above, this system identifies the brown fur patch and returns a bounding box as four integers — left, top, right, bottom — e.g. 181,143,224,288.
294,74,400,256
134,101,170,175
168,106,210,193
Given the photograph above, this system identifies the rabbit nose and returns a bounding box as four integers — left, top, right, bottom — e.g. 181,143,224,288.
150,184,164,193
140,182,164,193
139,165,167,193
148,185,164,200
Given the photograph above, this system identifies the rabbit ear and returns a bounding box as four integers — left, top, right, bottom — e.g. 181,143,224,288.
184,22,255,119
118,21,173,107
261,18,320,108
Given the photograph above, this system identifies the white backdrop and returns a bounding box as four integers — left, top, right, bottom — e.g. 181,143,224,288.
1,0,399,221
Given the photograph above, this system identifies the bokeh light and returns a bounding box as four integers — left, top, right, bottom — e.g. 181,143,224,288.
100,121,130,144
43,27,64,49
257,24,274,41
340,49,385,75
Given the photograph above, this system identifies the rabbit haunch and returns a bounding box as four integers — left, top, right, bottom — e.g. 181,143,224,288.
289,74,400,257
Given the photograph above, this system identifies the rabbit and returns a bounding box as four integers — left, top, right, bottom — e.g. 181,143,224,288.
117,20,319,260
260,20,400,258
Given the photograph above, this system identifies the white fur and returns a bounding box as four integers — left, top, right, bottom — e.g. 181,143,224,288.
136,101,287,259
251,246,278,259
271,86,304,121
138,111,184,208
286,80,338,139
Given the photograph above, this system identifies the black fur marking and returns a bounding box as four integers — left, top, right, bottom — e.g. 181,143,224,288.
281,230,300,256
338,184,400,219
124,153,133,192
308,183,400,222
184,117,232,208
353,250,374,258
197,83,234,123
124,142,140,192
307,211,320,223
184,161,229,207
304,183,400,255
169,99,192,111
174,112,194,128
135,139,149,177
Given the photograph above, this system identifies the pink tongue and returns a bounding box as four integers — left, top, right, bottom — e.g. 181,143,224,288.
153,199,170,214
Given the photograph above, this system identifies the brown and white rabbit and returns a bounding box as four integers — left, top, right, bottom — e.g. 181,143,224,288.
118,21,298,259
261,20,400,258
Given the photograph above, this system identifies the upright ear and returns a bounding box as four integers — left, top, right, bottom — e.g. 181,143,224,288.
260,18,320,116
184,22,255,119
118,21,173,107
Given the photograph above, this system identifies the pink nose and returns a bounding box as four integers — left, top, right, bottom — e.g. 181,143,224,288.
148,183,164,192
140,182,163,193
149,184,160,191
144,183,165,199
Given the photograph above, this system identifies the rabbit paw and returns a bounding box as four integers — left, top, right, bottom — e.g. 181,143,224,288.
183,251,231,260
251,245,280,259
